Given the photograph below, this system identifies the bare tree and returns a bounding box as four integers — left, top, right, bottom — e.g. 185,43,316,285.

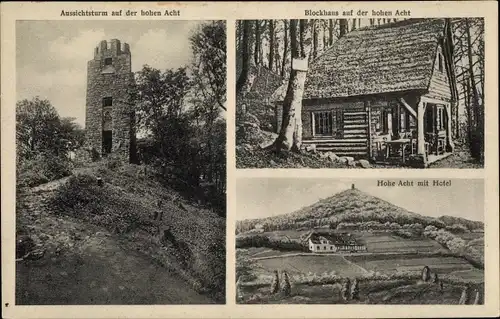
254,20,261,65
268,19,275,71
339,19,348,38
312,19,318,59
236,20,256,96
281,20,289,77
273,19,312,152
328,19,334,46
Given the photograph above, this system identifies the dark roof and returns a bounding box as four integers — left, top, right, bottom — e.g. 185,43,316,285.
303,19,447,100
308,232,362,246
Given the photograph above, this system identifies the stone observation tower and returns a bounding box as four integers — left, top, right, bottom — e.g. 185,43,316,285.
85,39,136,162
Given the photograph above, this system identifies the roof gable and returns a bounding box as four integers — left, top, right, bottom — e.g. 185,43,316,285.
304,19,447,99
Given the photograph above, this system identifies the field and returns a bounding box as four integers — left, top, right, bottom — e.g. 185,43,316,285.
246,247,299,258
237,230,484,304
356,233,443,253
256,255,367,277
345,254,481,280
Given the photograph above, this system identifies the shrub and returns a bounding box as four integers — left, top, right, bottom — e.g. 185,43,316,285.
421,266,431,282
236,234,308,251
105,157,123,170
458,285,470,304
350,278,360,300
473,290,481,305
340,279,350,301
50,173,143,233
270,270,280,294
281,271,291,296
17,152,73,188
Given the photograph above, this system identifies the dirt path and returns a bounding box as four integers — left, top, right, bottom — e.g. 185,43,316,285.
16,173,215,305
16,229,213,304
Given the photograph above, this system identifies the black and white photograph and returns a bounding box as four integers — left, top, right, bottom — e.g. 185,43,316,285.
236,178,484,304
236,18,485,169
15,20,226,304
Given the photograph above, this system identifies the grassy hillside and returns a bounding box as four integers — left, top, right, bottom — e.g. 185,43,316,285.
16,160,225,304
237,188,448,233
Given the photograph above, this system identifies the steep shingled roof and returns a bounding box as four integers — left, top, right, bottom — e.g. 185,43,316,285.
303,19,447,100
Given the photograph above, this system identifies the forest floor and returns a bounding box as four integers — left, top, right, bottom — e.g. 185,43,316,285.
15,160,225,305
236,146,348,169
428,145,483,168
236,135,483,169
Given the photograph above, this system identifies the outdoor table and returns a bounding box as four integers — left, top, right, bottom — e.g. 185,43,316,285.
385,139,411,163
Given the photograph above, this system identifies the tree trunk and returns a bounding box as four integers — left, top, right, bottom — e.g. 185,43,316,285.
254,20,260,65
352,18,357,31
465,76,472,145
273,19,312,153
322,20,327,49
465,18,483,161
281,20,289,77
328,19,334,46
339,19,348,38
268,20,275,70
236,20,255,96
312,20,318,59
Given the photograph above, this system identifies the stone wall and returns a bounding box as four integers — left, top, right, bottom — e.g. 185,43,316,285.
85,39,135,162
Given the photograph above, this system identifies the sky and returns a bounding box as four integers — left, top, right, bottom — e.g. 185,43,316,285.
236,178,484,222
16,20,205,127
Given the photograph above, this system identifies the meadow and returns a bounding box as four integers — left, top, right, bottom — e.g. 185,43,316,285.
256,255,367,277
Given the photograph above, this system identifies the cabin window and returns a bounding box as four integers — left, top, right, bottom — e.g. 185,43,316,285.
104,57,113,66
313,111,335,136
438,53,444,73
103,97,113,107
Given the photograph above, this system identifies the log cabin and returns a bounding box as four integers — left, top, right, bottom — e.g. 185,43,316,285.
274,19,458,167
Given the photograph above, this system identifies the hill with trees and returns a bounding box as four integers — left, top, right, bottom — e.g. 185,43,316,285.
236,187,483,234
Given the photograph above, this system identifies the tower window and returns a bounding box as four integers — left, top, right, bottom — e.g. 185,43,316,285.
104,58,113,66
103,97,113,107
438,53,443,73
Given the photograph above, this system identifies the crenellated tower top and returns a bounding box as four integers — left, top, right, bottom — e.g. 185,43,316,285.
93,39,131,59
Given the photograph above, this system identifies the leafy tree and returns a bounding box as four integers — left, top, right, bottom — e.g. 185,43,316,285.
190,20,227,212
16,97,82,186
16,97,71,159
133,65,192,172
190,20,227,111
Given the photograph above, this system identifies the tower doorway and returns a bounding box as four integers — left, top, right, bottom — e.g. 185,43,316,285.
102,130,112,154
